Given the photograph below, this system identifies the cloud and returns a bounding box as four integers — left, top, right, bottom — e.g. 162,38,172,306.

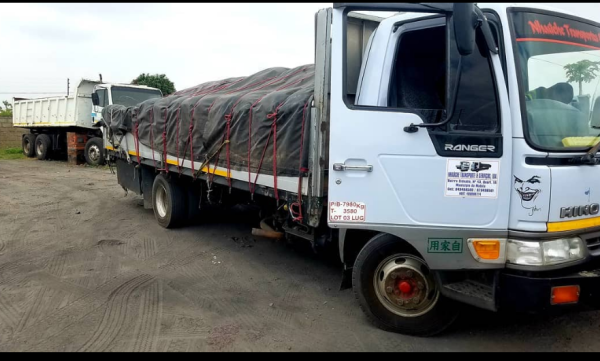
16,22,95,43
0,3,597,102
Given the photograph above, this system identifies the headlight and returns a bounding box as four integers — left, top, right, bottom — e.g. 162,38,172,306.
507,237,586,266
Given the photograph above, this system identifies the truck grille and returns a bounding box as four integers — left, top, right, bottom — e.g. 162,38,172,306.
585,236,600,256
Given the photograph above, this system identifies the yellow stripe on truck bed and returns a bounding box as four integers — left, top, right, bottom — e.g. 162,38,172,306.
106,146,228,177
105,145,138,157
165,159,228,177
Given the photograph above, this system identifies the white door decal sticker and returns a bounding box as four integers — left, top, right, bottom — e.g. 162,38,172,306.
445,159,500,199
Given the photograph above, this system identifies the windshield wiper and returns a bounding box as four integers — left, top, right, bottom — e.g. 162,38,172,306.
571,141,600,165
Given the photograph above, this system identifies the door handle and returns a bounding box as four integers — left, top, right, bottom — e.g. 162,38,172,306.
333,163,373,172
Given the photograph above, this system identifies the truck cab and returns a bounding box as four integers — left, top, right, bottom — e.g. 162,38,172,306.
326,3,600,335
91,83,163,125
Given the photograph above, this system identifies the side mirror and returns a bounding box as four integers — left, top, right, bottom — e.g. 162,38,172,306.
92,92,99,106
591,97,600,129
452,3,476,56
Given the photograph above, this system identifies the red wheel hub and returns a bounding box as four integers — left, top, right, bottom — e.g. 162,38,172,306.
398,281,412,293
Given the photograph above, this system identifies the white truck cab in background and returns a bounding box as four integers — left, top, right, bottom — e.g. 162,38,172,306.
91,83,164,125
13,79,162,165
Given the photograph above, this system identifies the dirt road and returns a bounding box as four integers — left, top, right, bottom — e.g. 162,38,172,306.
0,159,599,351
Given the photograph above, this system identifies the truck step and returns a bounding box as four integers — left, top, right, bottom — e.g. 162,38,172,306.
442,280,496,311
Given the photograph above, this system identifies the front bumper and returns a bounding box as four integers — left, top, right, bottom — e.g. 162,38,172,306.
498,264,600,313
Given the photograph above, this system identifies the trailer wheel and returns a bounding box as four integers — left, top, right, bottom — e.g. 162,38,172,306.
35,134,51,160
352,234,459,337
85,137,105,166
152,174,187,228
23,134,36,157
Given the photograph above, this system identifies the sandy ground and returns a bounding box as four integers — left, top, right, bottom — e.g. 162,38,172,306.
1,158,600,352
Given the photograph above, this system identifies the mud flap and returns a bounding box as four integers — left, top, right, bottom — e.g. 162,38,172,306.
116,159,141,194
140,165,155,210
340,266,353,291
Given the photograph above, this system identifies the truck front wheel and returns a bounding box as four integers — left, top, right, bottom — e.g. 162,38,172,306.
353,234,459,336
152,174,187,228
85,137,105,166
23,134,36,157
35,134,51,160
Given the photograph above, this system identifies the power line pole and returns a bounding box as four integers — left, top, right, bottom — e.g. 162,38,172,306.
67,78,70,96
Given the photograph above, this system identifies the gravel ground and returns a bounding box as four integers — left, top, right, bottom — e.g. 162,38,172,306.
1,158,599,352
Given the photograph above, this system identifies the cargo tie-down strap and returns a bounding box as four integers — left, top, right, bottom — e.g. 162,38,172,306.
248,74,312,202
133,108,142,166
290,101,311,222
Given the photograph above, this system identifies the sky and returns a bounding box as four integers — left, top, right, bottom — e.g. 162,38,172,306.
0,3,599,105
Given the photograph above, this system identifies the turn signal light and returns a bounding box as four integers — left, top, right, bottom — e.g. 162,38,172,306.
473,240,500,260
467,238,506,264
551,285,580,305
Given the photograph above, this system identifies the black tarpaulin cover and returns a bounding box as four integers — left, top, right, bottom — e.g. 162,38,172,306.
103,64,314,178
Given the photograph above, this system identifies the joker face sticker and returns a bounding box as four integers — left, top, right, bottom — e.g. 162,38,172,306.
514,175,541,215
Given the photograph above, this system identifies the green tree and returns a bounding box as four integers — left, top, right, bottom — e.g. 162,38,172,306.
564,60,600,96
131,73,175,96
0,100,12,117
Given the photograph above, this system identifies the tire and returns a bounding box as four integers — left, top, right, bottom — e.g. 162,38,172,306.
35,134,51,160
22,134,36,157
152,174,187,228
85,137,105,166
352,234,459,337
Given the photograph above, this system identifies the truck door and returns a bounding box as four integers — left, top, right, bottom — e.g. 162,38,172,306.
328,4,512,231
92,86,108,124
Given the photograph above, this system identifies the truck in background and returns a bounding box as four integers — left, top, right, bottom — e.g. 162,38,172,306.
13,79,162,165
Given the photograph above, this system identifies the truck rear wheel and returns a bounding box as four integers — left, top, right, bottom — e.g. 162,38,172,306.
35,134,51,160
85,137,105,166
152,174,187,228
23,134,36,157
352,234,459,337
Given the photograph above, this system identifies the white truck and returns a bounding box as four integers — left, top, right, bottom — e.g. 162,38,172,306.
102,3,600,336
13,79,162,165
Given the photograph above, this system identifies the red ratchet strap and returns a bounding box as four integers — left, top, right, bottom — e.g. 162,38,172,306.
290,100,311,223
187,78,247,179
208,77,284,179
206,69,305,189
133,108,141,165
225,114,232,187
189,111,195,176
250,101,285,201
160,108,169,173
175,107,181,174
250,118,274,198
246,70,311,190
268,108,281,202
248,72,312,200
148,109,157,169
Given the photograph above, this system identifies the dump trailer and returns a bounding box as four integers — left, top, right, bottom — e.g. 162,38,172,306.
103,3,600,336
13,79,162,165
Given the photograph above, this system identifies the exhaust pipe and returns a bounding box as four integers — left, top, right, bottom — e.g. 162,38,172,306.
252,217,284,239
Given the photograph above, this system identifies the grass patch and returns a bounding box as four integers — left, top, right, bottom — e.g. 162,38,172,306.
0,147,26,160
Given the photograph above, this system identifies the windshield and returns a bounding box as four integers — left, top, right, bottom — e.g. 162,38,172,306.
512,11,600,151
111,86,162,107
